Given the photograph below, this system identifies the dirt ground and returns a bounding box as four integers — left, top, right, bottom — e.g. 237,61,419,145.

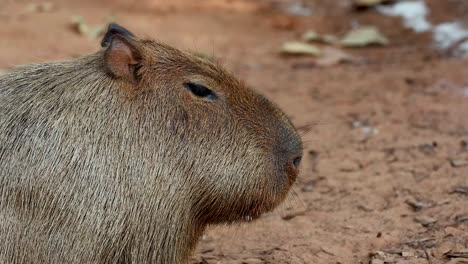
1,0,467,263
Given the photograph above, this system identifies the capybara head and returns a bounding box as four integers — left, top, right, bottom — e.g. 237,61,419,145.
100,24,303,223
0,23,302,263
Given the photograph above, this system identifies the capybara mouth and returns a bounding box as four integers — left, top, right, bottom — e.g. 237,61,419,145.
274,165,300,197
241,178,295,222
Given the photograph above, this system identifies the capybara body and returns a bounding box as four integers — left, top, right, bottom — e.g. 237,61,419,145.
0,24,302,263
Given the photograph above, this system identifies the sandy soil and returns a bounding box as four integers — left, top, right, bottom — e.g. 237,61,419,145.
1,0,467,263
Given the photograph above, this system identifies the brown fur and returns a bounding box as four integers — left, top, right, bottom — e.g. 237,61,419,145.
0,26,302,263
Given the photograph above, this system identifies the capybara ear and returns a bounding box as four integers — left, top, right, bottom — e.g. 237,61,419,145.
104,35,142,83
101,23,135,48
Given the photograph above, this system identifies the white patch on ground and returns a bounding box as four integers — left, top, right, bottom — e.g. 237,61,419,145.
377,0,468,57
459,41,468,57
377,0,432,33
284,2,312,16
433,22,468,57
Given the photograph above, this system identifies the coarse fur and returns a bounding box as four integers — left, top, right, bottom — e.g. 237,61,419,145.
0,24,302,263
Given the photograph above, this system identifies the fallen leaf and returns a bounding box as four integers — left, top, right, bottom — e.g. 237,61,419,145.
320,246,335,256
444,249,468,259
88,25,106,39
200,248,214,254
455,214,468,223
405,198,433,211
414,216,437,227
341,26,389,47
302,31,338,44
354,0,392,7
281,209,308,220
106,16,117,24
405,237,437,248
71,16,109,39
71,16,89,35
281,41,321,56
27,2,54,13
438,199,451,206
401,251,415,257
369,251,397,263
450,159,468,168
322,34,339,44
451,184,468,195
302,31,320,42
316,47,358,66
357,204,374,212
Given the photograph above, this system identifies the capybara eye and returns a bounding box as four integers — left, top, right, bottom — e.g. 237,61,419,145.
183,82,217,100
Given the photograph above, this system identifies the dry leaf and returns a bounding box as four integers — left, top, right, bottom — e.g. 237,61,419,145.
444,249,468,259
401,251,415,257
414,216,437,226
451,184,468,195
71,16,111,39
281,42,321,56
341,26,389,47
88,25,106,39
303,31,320,42
71,16,89,35
281,209,308,220
354,0,391,7
320,246,336,256
27,2,54,13
406,237,436,248
405,198,433,211
455,214,468,223
106,16,117,24
451,159,468,168
369,251,397,263
322,34,339,44
302,31,338,44
316,47,358,66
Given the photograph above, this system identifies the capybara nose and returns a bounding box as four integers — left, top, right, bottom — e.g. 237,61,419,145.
282,132,303,171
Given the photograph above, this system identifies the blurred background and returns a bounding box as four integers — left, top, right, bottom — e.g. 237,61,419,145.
1,0,467,263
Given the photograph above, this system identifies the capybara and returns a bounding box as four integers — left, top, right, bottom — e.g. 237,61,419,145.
0,23,302,263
